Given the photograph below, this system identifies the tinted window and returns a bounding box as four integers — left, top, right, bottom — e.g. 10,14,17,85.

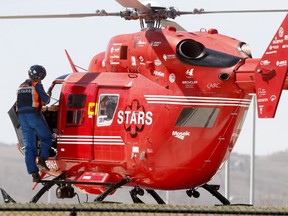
67,94,87,108
66,110,85,125
66,94,87,126
176,107,219,128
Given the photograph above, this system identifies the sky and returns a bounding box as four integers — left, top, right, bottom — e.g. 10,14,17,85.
0,0,287,155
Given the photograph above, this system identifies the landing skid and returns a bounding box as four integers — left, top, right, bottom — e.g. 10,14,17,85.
94,177,130,202
129,184,230,205
129,186,166,204
1,174,130,204
201,183,230,205
186,183,230,205
1,179,229,205
30,173,66,203
0,188,16,204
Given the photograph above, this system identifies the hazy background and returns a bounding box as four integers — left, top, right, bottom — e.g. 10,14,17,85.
1,144,288,205
0,0,288,155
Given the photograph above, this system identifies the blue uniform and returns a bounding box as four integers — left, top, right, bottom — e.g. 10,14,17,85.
17,79,52,174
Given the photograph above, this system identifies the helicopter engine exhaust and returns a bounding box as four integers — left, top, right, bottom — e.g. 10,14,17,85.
176,39,206,60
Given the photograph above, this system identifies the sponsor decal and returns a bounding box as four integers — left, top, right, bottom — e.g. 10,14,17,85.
137,40,147,47
172,131,190,140
110,54,120,59
131,56,136,66
272,38,284,45
276,60,287,67
260,60,270,66
185,69,194,78
269,45,279,50
110,47,120,53
259,105,264,114
265,50,277,55
278,27,284,38
257,98,268,102
258,88,266,97
110,59,120,65
101,59,106,68
182,80,198,88
139,56,145,65
207,83,221,89
112,43,122,46
163,54,175,61
169,73,176,83
151,41,162,47
154,59,162,66
270,95,277,102
153,71,165,77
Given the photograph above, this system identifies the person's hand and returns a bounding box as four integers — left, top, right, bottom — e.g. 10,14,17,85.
47,86,53,97
49,105,58,112
47,91,52,97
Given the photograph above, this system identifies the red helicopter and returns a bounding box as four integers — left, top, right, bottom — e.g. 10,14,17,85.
1,0,288,204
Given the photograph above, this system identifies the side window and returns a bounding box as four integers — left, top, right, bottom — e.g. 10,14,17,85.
66,94,87,126
175,107,219,128
97,94,119,126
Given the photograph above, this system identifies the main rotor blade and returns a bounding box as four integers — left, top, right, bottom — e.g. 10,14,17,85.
116,0,150,13
0,12,120,20
1,8,286,20
179,9,288,15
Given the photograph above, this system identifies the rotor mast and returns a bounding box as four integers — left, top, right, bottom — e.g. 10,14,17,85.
116,1,180,29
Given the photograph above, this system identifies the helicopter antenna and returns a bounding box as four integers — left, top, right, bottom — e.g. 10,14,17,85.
65,50,78,73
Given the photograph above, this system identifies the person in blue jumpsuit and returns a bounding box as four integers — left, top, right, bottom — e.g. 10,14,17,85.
17,65,52,182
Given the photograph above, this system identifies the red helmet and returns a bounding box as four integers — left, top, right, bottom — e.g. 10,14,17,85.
28,65,46,81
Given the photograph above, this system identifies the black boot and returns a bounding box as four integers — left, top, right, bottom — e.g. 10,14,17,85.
36,157,50,172
31,172,41,182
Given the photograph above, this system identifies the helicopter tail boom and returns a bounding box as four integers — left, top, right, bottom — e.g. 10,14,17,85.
254,13,288,118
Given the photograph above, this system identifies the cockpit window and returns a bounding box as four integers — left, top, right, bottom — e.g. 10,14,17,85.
97,94,119,126
47,83,62,106
176,107,219,128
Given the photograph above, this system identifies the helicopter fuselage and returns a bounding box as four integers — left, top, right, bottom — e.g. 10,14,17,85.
43,26,261,194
